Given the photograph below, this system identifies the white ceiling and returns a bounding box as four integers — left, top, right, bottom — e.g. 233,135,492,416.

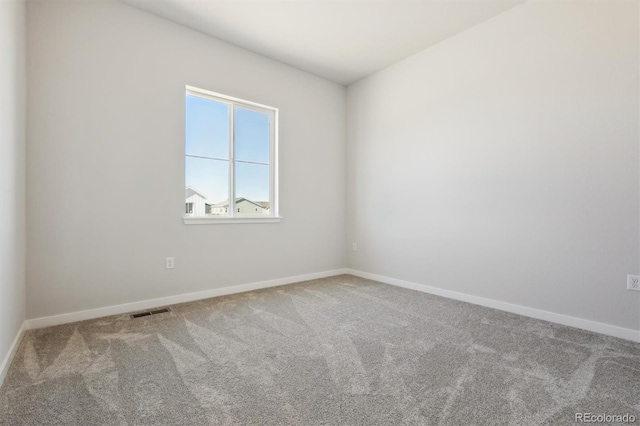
119,0,526,85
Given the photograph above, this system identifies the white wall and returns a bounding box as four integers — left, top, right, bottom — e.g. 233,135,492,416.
347,0,640,331
0,0,26,372
27,0,346,318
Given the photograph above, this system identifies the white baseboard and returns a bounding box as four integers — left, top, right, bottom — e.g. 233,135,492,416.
23,267,640,343
346,269,640,343
0,321,27,388
26,268,348,330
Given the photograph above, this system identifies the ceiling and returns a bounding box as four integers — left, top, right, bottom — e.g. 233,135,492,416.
119,0,526,85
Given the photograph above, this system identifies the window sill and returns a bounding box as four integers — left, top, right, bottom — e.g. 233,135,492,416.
183,216,282,225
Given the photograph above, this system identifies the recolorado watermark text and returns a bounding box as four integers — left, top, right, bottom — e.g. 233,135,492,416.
575,413,637,423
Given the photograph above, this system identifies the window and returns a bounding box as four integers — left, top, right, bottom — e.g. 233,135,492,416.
185,203,193,214
184,86,279,224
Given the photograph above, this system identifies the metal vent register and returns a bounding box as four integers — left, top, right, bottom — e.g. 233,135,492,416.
130,308,171,319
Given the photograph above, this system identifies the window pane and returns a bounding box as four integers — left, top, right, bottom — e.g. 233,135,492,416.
235,107,270,164
235,162,269,214
186,95,229,160
185,156,229,216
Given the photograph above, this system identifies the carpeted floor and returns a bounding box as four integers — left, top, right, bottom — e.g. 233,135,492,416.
0,275,639,425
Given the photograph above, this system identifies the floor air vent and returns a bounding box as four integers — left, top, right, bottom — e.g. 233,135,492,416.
130,308,171,319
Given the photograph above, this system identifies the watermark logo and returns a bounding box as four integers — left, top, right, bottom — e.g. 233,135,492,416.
575,413,637,423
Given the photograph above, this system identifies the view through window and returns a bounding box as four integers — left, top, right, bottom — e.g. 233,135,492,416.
185,87,277,219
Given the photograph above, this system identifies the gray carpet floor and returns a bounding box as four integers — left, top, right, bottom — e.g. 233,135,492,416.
0,275,639,425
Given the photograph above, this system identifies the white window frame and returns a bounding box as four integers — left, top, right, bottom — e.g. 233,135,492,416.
184,86,280,225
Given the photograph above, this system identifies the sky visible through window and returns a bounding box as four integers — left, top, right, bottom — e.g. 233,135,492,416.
185,95,270,209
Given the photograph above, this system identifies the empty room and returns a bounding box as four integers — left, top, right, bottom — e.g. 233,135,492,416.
1,0,639,424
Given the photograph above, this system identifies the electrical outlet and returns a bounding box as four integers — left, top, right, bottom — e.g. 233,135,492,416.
627,275,640,291
352,243,358,252
166,257,175,269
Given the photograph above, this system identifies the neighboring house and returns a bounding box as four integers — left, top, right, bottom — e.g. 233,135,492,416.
209,199,229,215
185,187,208,216
209,198,269,215
256,201,270,211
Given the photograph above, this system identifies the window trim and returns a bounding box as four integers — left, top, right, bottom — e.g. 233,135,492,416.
184,216,282,225
184,85,280,225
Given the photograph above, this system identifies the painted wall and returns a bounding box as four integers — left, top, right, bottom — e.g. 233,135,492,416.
0,0,26,373
347,0,640,331
27,0,346,318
